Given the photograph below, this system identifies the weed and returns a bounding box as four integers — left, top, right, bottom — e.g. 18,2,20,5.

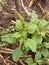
1,12,49,65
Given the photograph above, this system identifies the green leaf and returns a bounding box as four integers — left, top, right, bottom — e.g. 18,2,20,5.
19,31,27,44
37,59,43,65
19,37,26,44
44,36,49,42
40,30,46,37
25,58,33,65
30,12,38,23
41,48,49,57
27,23,38,34
12,48,22,62
44,42,49,48
46,25,49,30
6,26,15,32
32,34,42,45
22,31,27,38
1,34,16,43
12,32,21,38
35,52,41,60
32,63,36,65
24,39,36,52
15,20,23,31
38,20,48,30
24,40,30,51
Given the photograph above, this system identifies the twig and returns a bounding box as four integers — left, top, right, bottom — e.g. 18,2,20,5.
0,50,12,54
11,20,16,24
21,55,32,58
0,43,7,47
28,0,34,8
5,59,17,65
21,0,31,16
0,48,13,51
0,48,13,54
37,3,49,15
46,34,49,37
0,48,32,59
0,56,17,65
37,3,45,14
14,0,21,13
19,59,25,65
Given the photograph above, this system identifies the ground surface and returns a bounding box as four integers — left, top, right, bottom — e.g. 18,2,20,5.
0,0,49,65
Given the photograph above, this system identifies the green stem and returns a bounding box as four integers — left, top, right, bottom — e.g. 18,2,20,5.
41,22,49,30
41,12,49,20
16,11,24,24
35,13,49,24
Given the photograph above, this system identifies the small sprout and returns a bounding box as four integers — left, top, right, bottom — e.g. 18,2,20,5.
1,12,49,65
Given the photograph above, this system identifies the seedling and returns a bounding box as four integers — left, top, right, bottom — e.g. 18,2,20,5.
1,12,49,65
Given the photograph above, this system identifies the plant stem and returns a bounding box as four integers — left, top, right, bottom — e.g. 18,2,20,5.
35,12,49,24
16,11,24,24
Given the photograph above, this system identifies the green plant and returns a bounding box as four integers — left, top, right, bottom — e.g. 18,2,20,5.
1,12,49,65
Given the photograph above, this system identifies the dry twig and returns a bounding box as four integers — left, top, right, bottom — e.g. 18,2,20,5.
21,0,31,16
19,59,25,65
28,0,34,8
37,3,45,14
0,48,13,54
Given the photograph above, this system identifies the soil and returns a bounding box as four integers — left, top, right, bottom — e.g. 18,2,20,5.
0,0,49,65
